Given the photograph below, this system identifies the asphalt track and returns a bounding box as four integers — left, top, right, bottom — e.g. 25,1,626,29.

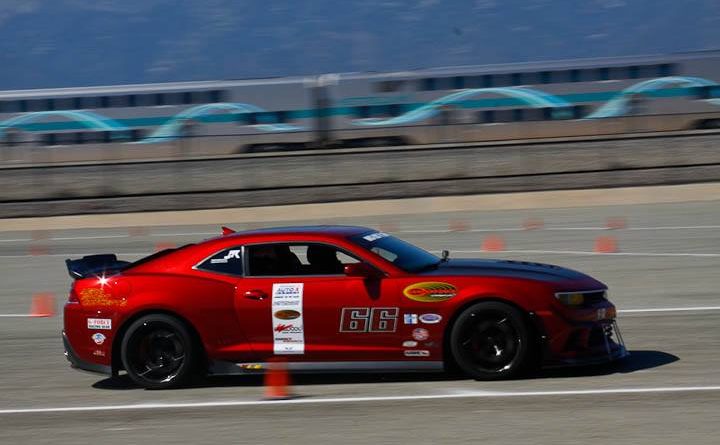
1,199,719,444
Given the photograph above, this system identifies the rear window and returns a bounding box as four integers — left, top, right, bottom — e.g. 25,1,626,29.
195,247,243,276
124,244,195,270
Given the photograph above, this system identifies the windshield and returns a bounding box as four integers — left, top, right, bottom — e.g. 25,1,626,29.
349,232,440,273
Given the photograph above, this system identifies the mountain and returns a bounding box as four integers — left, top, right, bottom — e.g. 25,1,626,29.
0,0,718,90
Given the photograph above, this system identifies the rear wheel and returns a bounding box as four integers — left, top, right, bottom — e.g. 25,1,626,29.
449,301,534,380
121,314,198,389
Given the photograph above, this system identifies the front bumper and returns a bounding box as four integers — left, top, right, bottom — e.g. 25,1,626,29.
540,317,629,367
62,330,112,375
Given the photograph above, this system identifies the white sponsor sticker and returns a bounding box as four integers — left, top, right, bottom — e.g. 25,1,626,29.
87,318,112,330
403,314,418,325
363,232,389,242
210,249,241,264
272,283,304,355
402,340,418,347
404,350,430,357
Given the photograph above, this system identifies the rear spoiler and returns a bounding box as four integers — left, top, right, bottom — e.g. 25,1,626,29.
65,254,131,280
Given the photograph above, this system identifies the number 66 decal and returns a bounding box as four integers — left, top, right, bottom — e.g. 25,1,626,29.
340,307,399,332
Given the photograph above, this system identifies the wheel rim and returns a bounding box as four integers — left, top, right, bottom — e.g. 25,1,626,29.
126,322,186,384
456,311,521,373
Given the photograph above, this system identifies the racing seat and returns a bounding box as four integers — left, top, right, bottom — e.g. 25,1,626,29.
248,245,302,276
307,245,344,275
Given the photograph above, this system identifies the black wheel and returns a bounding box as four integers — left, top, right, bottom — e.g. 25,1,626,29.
121,314,198,389
449,301,534,380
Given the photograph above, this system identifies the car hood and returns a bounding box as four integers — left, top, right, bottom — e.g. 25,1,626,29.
420,258,596,283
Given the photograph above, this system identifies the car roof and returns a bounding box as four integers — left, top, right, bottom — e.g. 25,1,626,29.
225,225,374,240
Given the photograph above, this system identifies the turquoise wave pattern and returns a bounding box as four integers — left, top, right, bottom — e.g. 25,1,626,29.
1,77,719,142
0,110,127,138
585,76,720,118
139,103,304,143
351,87,572,126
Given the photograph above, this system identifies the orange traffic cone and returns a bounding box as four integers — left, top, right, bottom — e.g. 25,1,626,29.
154,242,176,251
264,358,292,400
449,220,470,232
606,217,627,230
128,226,148,237
523,218,544,230
30,293,55,317
594,236,618,253
29,245,49,256
378,222,398,233
482,235,506,252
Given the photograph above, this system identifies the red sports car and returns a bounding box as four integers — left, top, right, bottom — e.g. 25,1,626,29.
63,225,627,389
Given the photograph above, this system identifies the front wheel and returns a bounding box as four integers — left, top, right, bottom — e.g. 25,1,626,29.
449,301,535,380
121,314,199,389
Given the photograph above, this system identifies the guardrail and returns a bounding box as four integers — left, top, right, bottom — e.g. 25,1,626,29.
1,131,720,218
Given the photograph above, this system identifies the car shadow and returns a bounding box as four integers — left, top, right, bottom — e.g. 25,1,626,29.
92,349,678,390
536,350,679,379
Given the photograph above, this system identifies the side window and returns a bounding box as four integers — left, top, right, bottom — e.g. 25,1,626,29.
246,243,360,276
196,247,243,276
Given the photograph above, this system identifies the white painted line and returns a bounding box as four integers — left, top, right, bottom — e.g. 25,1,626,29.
0,314,35,318
50,235,129,241
619,306,720,313
451,249,720,258
0,238,31,243
0,252,150,259
627,225,720,231
2,385,720,415
400,225,720,234
152,232,216,237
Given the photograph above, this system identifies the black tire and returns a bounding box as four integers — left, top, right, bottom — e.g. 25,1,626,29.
120,314,198,389
449,301,534,380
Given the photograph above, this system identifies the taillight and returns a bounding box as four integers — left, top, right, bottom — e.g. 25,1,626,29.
67,286,79,303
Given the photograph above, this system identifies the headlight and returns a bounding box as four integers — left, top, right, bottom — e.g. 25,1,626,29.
555,290,607,306
555,292,585,306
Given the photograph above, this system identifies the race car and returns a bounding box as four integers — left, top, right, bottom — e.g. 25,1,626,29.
62,225,627,389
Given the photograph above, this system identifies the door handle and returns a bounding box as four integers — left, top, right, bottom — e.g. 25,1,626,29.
244,290,267,300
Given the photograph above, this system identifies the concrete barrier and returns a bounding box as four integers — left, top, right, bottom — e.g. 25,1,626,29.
2,132,720,217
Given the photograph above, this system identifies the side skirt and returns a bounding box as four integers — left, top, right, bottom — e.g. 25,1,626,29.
208,360,445,375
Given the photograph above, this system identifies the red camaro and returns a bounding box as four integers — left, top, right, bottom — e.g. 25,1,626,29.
63,225,627,389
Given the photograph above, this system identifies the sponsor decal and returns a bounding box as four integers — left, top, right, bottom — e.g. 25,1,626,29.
418,313,442,324
210,249,241,264
363,232,389,242
340,307,399,332
87,318,112,330
402,340,418,347
404,350,430,357
272,283,304,354
403,313,418,325
274,309,301,320
79,288,126,307
412,328,430,341
274,323,303,333
92,349,106,357
239,363,264,371
91,333,106,345
403,282,457,302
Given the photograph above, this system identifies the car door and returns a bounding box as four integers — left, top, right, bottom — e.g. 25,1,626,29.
233,242,404,363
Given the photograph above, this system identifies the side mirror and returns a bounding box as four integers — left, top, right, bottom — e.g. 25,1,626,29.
344,263,380,278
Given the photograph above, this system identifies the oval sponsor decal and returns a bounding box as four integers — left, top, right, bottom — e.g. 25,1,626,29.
91,333,106,345
402,340,418,347
274,309,301,320
418,313,442,324
412,328,429,341
403,282,457,302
